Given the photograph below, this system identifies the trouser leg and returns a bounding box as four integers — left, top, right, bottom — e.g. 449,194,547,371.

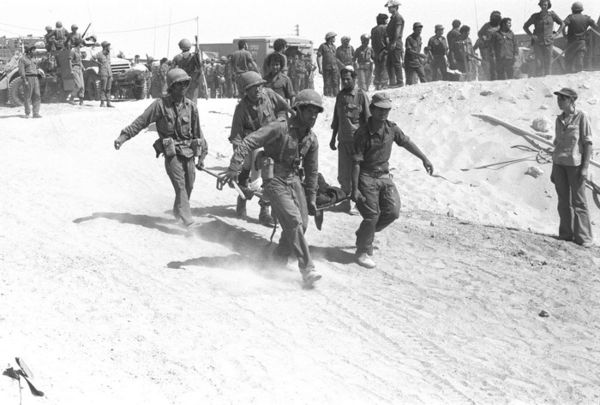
375,178,401,232
23,76,33,115
357,69,366,91
355,175,380,255
573,51,586,73
337,142,354,195
416,65,426,83
165,155,195,226
388,47,404,86
564,165,593,244
31,77,41,116
552,164,574,240
266,177,313,272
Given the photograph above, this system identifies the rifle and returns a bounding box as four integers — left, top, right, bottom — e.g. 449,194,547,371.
81,23,92,39
194,35,209,100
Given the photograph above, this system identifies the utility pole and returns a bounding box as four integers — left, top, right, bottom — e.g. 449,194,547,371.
294,24,300,36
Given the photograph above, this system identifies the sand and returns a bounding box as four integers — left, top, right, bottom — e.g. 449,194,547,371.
1,72,599,404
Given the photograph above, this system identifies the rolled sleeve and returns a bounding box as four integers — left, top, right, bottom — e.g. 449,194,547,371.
580,112,593,145
393,125,410,147
120,100,162,140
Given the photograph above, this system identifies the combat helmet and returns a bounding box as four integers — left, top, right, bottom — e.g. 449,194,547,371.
178,38,192,51
293,89,323,112
238,71,266,91
166,68,191,89
571,1,583,12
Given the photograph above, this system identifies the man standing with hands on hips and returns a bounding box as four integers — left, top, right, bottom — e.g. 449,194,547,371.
351,92,434,268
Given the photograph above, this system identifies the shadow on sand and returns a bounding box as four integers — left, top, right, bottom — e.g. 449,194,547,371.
73,212,185,236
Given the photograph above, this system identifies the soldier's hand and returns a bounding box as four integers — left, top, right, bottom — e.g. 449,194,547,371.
114,138,122,150
351,189,365,204
579,167,589,183
422,159,434,175
307,200,318,216
195,157,205,170
218,169,238,185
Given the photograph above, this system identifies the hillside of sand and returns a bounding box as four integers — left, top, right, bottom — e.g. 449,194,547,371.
1,72,600,404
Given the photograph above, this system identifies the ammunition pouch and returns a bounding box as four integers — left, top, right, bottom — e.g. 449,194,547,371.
152,138,164,158
191,138,203,157
162,138,176,158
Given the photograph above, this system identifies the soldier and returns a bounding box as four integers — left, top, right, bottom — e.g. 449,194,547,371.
220,90,324,288
44,26,56,52
317,32,339,97
385,0,405,87
19,45,42,119
562,2,599,73
67,40,85,105
213,57,226,98
453,25,477,79
172,38,203,104
371,13,389,90
264,53,295,105
427,24,449,81
351,92,433,268
231,39,259,93
336,36,354,67
330,66,370,214
113,68,208,229
304,54,317,90
524,0,564,76
492,18,518,79
551,87,593,247
224,55,236,98
291,54,308,92
404,22,427,85
229,71,292,227
95,41,113,107
66,24,82,49
264,38,288,77
53,21,68,51
353,34,374,91
447,19,461,69
477,11,502,80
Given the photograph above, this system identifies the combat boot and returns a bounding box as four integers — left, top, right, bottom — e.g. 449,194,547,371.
106,100,114,108
258,204,274,227
302,269,322,289
236,196,247,218
100,101,105,107
356,253,376,269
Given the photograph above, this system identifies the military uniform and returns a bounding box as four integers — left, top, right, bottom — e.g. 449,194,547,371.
352,118,408,256
446,27,461,69
427,34,448,81
524,10,563,76
563,13,599,72
386,9,405,86
96,49,113,104
172,51,201,103
404,33,426,85
228,116,319,276
332,86,370,195
18,51,41,117
371,22,389,89
492,28,518,79
317,42,339,96
264,71,295,102
336,44,354,67
53,27,69,50
551,101,593,245
116,95,207,226
69,46,85,102
354,44,374,91
477,22,500,80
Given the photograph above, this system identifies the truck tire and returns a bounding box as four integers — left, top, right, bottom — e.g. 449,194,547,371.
8,77,25,107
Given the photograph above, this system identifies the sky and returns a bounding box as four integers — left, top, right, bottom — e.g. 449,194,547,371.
1,0,599,59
